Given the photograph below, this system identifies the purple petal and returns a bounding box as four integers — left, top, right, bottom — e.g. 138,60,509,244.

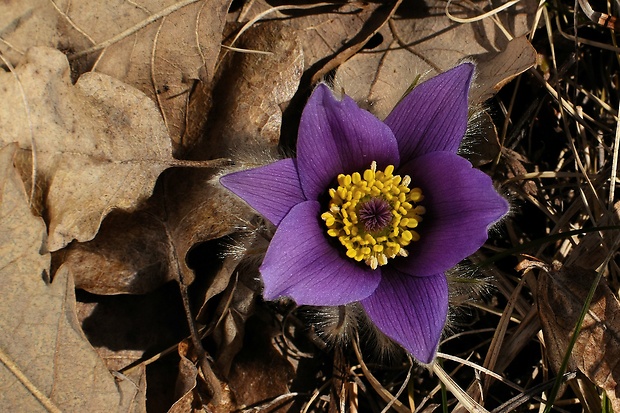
384,63,474,160
361,269,448,364
297,84,400,200
395,151,509,276
260,201,381,306
220,159,306,226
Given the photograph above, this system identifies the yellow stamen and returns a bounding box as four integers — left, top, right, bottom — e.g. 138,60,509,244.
321,162,425,269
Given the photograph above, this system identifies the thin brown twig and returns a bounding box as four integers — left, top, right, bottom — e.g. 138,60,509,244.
150,17,168,129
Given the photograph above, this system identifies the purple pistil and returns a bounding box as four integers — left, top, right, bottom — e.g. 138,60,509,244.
358,198,392,233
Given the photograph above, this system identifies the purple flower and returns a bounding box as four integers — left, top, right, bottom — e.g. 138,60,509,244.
220,63,508,364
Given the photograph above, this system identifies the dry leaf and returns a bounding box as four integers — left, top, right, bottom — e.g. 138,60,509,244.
0,0,231,153
169,339,203,413
227,311,295,409
538,263,620,411
176,340,198,397
61,19,304,295
469,36,537,104
236,1,381,72
60,209,170,294
334,0,537,120
207,260,263,378
169,339,236,413
0,143,145,412
60,169,250,294
85,0,231,153
0,0,69,64
0,46,174,251
61,164,254,296
202,20,304,160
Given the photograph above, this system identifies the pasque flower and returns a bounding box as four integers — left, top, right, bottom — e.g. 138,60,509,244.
220,63,508,363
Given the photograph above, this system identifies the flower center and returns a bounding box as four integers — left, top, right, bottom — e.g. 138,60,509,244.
321,161,425,270
358,197,392,232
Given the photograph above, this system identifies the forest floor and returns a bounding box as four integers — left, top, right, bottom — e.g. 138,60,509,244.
1,0,619,412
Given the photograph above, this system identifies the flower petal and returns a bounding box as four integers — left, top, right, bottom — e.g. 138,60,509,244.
361,269,448,364
220,159,306,226
396,151,509,276
260,201,381,306
384,63,474,160
297,84,400,200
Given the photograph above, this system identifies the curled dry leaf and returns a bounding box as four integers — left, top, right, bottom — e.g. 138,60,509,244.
206,258,263,378
469,36,537,104
538,263,620,411
0,144,145,412
0,47,174,252
168,339,203,413
170,339,235,413
203,20,304,160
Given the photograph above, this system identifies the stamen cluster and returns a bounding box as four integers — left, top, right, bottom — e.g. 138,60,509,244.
321,161,425,270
